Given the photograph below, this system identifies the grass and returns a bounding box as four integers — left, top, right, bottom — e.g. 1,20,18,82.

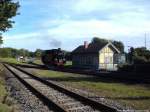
0,58,149,110
0,103,12,112
65,61,72,66
34,59,43,65
0,57,72,67
33,69,150,110
0,64,7,100
0,64,14,112
0,57,38,66
0,57,22,64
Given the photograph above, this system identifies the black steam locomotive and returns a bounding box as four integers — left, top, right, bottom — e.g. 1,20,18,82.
41,48,66,66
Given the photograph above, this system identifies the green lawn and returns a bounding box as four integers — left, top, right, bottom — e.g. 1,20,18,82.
34,59,43,65
32,69,150,110
0,57,72,67
0,58,22,64
0,57,38,66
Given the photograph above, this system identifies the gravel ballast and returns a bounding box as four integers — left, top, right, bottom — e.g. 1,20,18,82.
5,68,53,112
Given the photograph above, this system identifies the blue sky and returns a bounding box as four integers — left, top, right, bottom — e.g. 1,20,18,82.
2,0,150,51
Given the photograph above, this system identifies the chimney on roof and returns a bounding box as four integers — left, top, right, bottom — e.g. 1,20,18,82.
84,41,88,49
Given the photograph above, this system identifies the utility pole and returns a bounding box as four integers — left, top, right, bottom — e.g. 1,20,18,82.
145,33,147,49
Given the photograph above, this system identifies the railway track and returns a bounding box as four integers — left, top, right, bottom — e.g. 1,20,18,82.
4,63,118,112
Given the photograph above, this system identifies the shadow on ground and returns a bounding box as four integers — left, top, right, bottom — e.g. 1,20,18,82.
41,75,150,87
3,62,150,85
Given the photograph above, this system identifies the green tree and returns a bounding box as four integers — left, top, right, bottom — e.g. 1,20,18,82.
0,47,34,58
28,51,35,57
112,41,124,53
0,0,19,32
91,37,108,45
0,48,11,57
127,47,150,64
19,49,29,57
128,47,135,64
11,48,18,57
0,35,3,46
34,49,42,58
134,47,150,62
91,37,124,53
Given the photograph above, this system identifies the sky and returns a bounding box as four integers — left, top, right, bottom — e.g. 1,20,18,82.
2,0,150,51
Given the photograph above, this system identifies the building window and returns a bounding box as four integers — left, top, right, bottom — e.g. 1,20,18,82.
104,56,113,64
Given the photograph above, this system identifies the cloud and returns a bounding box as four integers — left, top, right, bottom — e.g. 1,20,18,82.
73,0,150,22
3,31,62,51
46,19,150,39
73,0,102,14
3,0,150,51
73,0,131,14
3,33,39,41
4,16,150,51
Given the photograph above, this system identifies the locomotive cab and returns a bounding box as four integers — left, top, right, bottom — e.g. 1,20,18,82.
41,48,66,66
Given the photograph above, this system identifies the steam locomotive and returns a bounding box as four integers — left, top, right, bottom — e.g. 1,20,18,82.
41,48,66,66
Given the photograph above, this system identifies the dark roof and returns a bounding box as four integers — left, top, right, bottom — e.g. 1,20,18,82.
72,42,107,54
72,42,121,54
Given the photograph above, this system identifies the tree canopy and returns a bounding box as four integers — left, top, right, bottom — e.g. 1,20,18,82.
128,47,150,64
0,48,28,58
112,40,124,53
34,49,43,58
134,47,150,63
91,37,108,45
0,35,3,45
0,0,19,32
91,37,124,53
0,47,43,58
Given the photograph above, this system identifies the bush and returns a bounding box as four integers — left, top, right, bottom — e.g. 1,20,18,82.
118,64,134,72
134,56,148,64
118,62,150,73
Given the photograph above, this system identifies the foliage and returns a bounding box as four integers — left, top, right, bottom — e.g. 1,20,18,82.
118,64,134,72
128,47,135,64
0,47,31,58
19,49,30,57
0,47,45,58
0,48,12,57
34,49,43,58
128,47,150,64
91,37,124,53
0,35,3,45
134,47,150,62
0,0,19,32
0,64,15,112
120,47,150,72
112,40,124,53
91,37,108,45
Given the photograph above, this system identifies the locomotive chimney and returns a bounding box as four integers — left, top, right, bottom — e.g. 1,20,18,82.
84,41,88,49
